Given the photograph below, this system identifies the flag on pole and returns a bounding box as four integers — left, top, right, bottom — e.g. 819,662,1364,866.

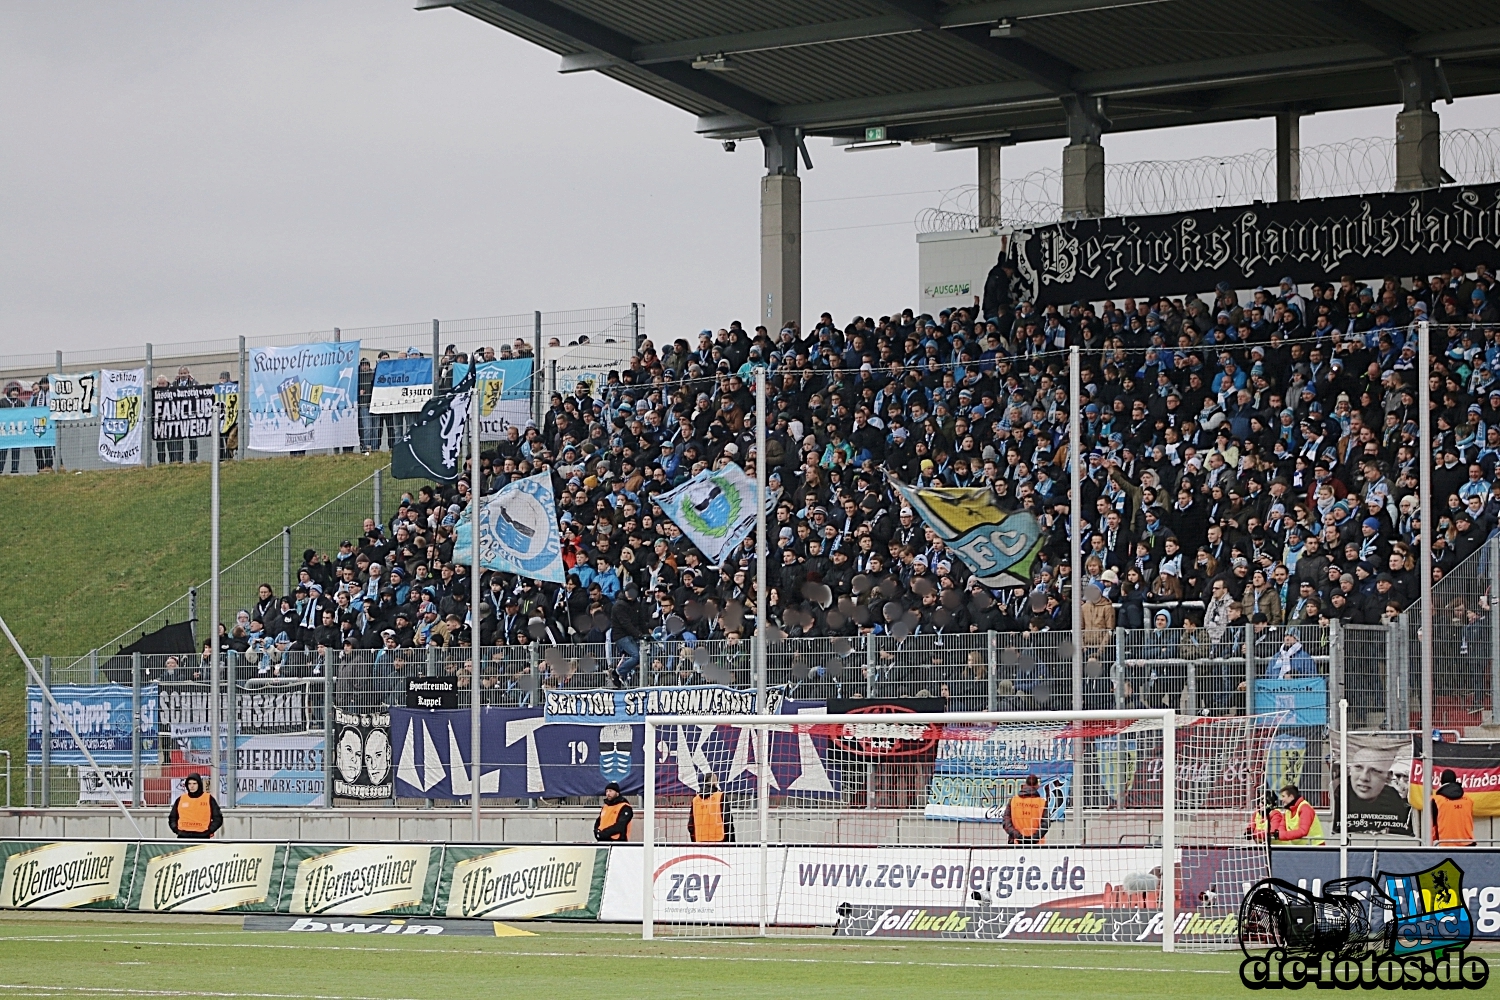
453,472,566,583
391,370,473,482
656,463,765,564
891,480,1044,589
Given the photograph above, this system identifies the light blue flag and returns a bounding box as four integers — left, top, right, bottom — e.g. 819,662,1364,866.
453,472,566,583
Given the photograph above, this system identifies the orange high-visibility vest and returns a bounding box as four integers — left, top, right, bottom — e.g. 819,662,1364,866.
596,800,630,841
175,793,212,833
1008,794,1045,837
691,792,726,842
1434,794,1476,846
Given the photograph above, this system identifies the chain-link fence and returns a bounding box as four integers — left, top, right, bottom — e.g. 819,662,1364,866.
0,304,644,474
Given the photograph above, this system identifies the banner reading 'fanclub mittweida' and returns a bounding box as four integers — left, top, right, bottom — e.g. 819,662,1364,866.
249,342,360,452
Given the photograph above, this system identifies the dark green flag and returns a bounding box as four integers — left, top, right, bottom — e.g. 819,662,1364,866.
391,370,474,482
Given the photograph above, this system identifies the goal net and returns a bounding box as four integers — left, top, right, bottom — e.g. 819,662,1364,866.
642,709,1287,951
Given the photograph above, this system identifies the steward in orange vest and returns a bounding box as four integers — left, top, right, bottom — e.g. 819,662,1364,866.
1431,769,1476,847
169,772,224,840
594,781,634,842
1002,774,1050,845
687,771,735,843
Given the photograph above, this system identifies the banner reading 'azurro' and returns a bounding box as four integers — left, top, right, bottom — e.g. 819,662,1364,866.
1011,183,1500,305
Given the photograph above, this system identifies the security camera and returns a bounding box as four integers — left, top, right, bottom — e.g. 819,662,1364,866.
722,140,736,152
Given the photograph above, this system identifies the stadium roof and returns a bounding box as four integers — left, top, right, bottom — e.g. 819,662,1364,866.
425,0,1500,145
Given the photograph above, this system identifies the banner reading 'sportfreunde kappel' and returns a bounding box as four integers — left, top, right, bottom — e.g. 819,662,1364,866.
0,406,55,451
28,683,160,766
452,472,566,584
97,368,145,465
436,846,608,920
248,342,360,451
279,844,442,916
655,463,764,564
47,371,97,420
0,841,137,910
892,481,1042,589
369,357,434,415
128,842,285,913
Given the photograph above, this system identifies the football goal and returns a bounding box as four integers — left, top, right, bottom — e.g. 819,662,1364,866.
641,709,1287,951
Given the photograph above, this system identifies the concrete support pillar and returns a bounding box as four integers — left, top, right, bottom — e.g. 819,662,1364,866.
1061,95,1107,221
1395,107,1441,192
759,127,802,331
977,141,1003,227
1275,110,1300,202
1061,143,1105,220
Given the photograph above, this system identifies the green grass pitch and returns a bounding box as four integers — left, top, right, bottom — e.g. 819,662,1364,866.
0,914,1260,999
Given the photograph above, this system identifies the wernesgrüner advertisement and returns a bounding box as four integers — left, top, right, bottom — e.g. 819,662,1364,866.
438,846,607,920
129,842,284,913
0,841,135,911
282,844,440,916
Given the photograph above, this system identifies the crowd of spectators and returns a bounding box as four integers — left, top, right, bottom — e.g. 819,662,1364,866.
196,263,1500,715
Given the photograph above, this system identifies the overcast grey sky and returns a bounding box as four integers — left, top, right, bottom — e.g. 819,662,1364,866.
3,1,1499,360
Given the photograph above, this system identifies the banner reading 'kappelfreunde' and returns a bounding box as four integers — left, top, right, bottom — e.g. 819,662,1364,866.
248,342,360,452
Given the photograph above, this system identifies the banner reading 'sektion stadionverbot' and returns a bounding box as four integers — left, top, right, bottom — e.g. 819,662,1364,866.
248,342,360,451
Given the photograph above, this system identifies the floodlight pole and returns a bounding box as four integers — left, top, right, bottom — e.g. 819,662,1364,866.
1069,346,1083,843
1418,318,1434,847
211,399,222,805
755,366,768,712
0,614,143,837
471,383,483,843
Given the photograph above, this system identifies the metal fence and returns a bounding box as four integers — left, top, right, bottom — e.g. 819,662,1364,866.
0,304,644,474
44,468,401,669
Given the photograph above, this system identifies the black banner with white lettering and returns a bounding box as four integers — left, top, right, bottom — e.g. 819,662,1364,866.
1011,183,1500,305
332,707,393,800
151,385,217,440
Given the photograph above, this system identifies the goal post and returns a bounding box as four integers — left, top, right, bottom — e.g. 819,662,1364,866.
642,708,1285,951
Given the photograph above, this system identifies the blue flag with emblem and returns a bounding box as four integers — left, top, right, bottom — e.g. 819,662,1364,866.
892,481,1044,589
453,471,566,583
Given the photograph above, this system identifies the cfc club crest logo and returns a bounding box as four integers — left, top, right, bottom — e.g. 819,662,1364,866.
1238,861,1488,990
277,377,325,426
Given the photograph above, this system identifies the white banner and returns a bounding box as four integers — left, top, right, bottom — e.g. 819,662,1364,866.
368,357,434,415
97,368,145,465
78,767,136,804
601,845,1168,926
602,845,782,924
47,371,97,421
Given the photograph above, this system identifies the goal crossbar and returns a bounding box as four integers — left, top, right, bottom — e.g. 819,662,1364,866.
643,709,1180,951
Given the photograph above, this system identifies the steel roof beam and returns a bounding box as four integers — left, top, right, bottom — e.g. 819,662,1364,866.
432,0,773,123
1302,0,1413,58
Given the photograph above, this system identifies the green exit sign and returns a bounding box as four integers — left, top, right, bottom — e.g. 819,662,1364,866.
864,126,887,142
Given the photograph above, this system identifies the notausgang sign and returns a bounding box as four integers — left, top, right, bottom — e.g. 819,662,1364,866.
1012,183,1500,304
